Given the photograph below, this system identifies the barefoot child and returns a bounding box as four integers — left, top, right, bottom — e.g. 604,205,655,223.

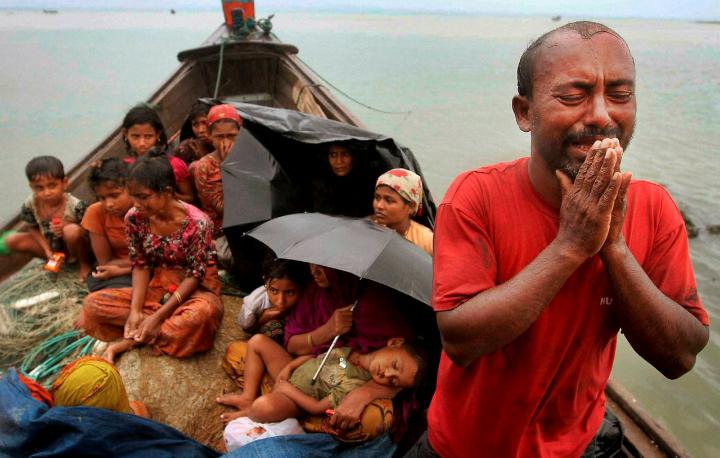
77,156,223,363
5,156,91,279
223,338,424,448
82,158,134,292
237,258,307,343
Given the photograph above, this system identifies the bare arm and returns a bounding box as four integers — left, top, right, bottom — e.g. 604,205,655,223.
286,305,354,355
438,145,624,367
134,275,201,344
598,164,708,379
329,380,401,430
437,241,586,366
602,241,708,378
175,178,195,204
29,227,52,258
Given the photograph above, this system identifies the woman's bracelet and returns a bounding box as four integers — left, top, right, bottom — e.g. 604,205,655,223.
173,291,183,304
307,331,314,349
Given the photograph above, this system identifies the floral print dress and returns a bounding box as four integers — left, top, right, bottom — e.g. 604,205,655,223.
78,202,224,358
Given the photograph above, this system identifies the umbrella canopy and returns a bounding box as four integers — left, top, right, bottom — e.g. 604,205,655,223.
215,100,437,230
246,213,432,306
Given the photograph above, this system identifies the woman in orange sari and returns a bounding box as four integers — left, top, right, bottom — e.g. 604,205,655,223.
77,156,223,362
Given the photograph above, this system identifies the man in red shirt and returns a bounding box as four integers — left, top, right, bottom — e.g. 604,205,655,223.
407,21,710,457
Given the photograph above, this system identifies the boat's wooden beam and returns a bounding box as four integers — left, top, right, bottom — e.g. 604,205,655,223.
606,378,689,457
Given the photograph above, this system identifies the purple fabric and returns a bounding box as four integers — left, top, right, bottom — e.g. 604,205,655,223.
283,269,412,355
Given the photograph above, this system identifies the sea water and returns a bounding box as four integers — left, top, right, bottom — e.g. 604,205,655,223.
0,10,718,457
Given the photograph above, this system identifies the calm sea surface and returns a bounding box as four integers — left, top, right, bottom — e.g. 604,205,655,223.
1,10,718,456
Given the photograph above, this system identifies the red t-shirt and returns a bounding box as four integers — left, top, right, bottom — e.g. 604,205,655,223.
428,157,708,457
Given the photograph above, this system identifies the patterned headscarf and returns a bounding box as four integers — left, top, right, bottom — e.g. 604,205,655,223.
375,168,424,216
51,356,132,414
207,104,242,128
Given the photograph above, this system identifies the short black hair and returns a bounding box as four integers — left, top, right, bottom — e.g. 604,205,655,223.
517,21,628,99
88,157,129,191
122,104,168,155
262,257,310,287
127,156,176,194
25,156,65,181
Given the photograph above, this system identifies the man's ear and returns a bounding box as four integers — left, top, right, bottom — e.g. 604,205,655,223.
512,95,532,133
387,337,405,347
62,177,69,187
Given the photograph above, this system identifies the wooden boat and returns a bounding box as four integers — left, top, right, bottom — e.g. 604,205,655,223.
0,11,689,458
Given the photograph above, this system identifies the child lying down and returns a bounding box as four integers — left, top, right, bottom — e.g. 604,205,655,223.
224,338,424,449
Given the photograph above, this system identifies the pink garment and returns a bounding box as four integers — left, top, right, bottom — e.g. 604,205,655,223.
283,269,412,355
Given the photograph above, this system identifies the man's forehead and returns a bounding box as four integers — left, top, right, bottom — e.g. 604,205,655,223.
538,29,632,63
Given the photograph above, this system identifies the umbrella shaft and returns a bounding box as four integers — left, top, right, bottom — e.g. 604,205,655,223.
311,334,340,385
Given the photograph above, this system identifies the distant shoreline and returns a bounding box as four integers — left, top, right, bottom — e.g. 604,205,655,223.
0,7,718,22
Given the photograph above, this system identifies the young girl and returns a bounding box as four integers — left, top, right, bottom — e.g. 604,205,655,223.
77,156,223,363
121,104,194,202
172,100,215,165
237,258,307,343
82,158,134,292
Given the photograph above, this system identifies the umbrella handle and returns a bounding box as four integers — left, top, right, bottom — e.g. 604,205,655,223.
310,300,358,385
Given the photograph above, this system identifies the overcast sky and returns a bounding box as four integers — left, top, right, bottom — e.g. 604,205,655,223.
1,0,718,20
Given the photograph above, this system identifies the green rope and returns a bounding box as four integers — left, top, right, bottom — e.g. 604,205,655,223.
213,38,227,99
21,330,97,384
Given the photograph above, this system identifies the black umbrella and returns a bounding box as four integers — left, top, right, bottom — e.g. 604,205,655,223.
245,213,432,306
214,100,437,230
220,129,295,228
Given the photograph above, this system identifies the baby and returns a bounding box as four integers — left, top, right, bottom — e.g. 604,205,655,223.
246,338,424,424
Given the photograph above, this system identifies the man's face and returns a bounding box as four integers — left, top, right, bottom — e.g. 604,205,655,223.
518,31,636,179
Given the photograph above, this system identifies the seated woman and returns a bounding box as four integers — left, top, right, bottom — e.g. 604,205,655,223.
218,263,413,429
372,168,433,256
82,158,134,292
172,100,215,165
77,156,223,363
121,104,194,203
191,103,242,268
237,258,308,344
307,143,375,217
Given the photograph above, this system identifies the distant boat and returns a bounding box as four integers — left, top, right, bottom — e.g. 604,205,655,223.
170,9,176,15
551,15,562,21
42,9,58,14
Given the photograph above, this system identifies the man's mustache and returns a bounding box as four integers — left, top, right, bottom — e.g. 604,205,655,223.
564,127,623,144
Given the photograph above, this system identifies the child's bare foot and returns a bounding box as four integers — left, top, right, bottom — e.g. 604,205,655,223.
103,339,137,364
79,263,92,281
216,391,254,410
221,409,248,424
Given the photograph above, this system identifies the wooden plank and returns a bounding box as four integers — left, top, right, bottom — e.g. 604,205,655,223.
606,379,688,457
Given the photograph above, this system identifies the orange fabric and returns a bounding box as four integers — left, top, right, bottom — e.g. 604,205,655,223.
192,154,224,238
222,340,274,395
78,268,223,358
301,398,394,443
81,202,129,260
17,372,54,406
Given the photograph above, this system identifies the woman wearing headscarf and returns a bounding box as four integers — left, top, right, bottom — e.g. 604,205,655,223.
372,168,433,255
17,356,149,417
